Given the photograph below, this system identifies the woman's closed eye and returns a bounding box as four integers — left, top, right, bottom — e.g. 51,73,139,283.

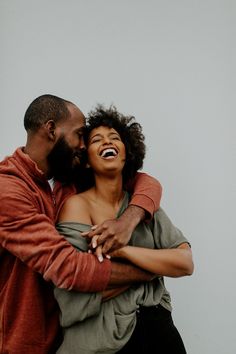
109,133,121,141
90,138,102,144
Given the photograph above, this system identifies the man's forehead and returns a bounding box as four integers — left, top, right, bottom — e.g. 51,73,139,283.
67,104,85,124
68,103,84,116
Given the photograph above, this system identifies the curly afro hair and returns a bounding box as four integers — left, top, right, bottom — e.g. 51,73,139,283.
87,104,145,181
73,104,146,191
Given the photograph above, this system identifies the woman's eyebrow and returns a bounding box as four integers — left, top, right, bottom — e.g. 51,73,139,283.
89,130,120,141
109,132,120,136
89,133,103,141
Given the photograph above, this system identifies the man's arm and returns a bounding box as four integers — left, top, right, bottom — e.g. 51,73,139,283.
102,260,154,301
109,259,155,286
127,172,162,219
0,179,111,293
82,172,162,254
0,180,155,294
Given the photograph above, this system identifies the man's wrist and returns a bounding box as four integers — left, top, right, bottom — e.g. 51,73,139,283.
129,194,155,221
120,205,145,229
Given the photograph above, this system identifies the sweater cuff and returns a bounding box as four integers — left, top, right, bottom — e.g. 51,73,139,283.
129,194,156,221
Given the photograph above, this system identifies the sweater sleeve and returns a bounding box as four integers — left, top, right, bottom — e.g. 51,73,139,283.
0,178,111,293
127,172,162,220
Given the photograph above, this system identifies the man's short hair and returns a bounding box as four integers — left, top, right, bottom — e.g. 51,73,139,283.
24,94,72,132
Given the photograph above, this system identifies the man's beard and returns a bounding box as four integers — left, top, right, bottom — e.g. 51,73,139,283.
47,136,86,184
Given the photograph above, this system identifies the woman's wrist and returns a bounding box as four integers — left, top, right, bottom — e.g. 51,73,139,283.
111,246,130,260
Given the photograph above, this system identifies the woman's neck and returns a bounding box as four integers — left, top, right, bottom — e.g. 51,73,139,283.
92,174,124,208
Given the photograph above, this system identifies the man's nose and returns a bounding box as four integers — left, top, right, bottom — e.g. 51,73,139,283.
79,136,86,150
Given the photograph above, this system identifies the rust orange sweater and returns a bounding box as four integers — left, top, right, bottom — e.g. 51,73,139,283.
0,148,162,353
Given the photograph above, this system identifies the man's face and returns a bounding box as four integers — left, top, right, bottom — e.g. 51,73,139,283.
48,104,87,182
47,135,86,182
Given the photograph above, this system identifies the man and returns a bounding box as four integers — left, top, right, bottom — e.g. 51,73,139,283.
0,94,162,353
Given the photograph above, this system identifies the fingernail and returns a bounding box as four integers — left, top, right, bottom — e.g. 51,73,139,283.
92,241,97,248
98,255,103,262
105,254,111,259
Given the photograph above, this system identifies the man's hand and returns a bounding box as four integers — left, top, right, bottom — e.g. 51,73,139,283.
81,205,145,255
84,218,133,255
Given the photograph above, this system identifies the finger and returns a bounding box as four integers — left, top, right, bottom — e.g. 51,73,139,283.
87,230,112,246
81,231,89,236
101,239,115,255
80,225,98,237
96,231,113,245
91,235,99,249
95,246,103,263
81,225,104,238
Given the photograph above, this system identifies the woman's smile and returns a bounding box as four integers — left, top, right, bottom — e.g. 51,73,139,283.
99,147,118,159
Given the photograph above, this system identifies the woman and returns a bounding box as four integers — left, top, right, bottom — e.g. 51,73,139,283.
55,105,194,354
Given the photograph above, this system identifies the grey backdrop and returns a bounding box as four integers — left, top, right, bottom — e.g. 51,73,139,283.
1,1,235,353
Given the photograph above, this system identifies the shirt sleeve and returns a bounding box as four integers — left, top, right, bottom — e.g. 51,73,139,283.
152,207,190,249
127,172,162,220
0,178,111,292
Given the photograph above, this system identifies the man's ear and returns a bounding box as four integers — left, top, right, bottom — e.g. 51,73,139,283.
45,120,56,141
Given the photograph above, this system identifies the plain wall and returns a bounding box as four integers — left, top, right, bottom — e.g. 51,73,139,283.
1,1,235,353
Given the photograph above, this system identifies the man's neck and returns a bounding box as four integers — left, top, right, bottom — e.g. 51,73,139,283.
24,142,50,177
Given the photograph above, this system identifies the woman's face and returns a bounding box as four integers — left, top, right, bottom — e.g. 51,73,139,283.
87,125,126,176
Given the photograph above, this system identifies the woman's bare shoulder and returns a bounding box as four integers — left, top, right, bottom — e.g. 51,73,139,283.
58,191,92,224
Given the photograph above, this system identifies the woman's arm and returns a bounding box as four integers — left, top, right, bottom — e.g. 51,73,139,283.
110,243,194,278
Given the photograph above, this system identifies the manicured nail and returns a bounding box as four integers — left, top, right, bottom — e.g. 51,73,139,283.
98,255,103,262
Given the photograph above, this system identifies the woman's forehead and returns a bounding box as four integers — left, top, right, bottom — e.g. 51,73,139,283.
89,125,119,136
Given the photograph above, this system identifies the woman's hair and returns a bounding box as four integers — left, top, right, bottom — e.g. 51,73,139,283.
74,104,146,191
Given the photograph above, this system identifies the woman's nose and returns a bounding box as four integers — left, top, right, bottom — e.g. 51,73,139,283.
102,135,112,144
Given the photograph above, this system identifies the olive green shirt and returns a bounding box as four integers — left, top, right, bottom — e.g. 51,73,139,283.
55,192,189,354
